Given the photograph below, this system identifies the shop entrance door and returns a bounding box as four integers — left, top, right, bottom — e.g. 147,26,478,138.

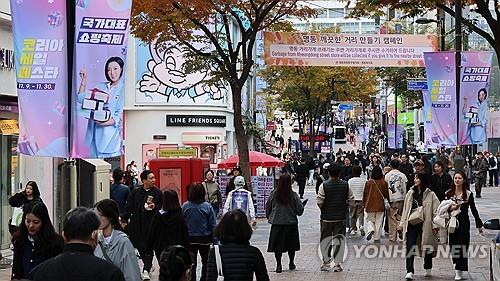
0,135,19,249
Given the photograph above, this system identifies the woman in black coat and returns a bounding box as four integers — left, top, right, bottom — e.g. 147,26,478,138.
9,181,43,235
144,190,189,272
11,202,63,280
206,210,269,281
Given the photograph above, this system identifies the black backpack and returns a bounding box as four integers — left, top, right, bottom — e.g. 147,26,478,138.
489,156,496,168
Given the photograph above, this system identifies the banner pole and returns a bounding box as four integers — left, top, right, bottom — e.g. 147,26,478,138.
455,0,462,146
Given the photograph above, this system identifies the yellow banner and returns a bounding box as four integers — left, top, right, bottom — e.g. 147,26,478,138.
158,148,197,158
264,32,437,67
0,119,19,135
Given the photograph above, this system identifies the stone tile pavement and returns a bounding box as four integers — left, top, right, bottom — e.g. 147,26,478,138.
1,185,499,280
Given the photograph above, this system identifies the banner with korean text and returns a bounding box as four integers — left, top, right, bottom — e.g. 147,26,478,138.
10,0,69,157
264,32,437,67
387,124,404,149
71,0,132,158
423,52,458,147
457,52,493,145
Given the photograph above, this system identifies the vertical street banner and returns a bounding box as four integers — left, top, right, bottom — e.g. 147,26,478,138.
387,124,404,149
458,51,493,145
71,0,132,158
10,0,69,157
423,52,458,147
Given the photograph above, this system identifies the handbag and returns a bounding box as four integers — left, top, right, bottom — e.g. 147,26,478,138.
10,207,24,226
408,199,424,225
372,180,390,210
214,245,224,281
448,216,459,234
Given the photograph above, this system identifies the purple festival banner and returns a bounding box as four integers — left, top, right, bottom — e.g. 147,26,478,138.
423,52,457,147
458,51,493,145
10,0,69,157
71,0,132,158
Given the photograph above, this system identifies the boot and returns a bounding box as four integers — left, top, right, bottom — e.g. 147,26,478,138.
454,270,463,280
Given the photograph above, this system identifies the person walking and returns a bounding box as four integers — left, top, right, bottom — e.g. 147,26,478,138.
316,163,330,195
472,152,488,198
9,181,43,234
400,172,440,280
445,170,484,280
11,202,64,280
223,176,257,226
94,199,141,281
225,166,243,196
158,245,193,281
110,168,131,216
316,164,354,272
385,160,407,242
430,161,453,202
295,158,309,199
399,154,415,192
206,210,269,281
348,165,366,236
121,169,163,280
340,158,353,181
182,183,217,281
145,189,189,272
266,174,305,273
487,152,499,187
29,207,125,281
363,166,390,242
306,156,316,186
202,170,222,216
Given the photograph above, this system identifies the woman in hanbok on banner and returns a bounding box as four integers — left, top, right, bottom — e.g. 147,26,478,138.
77,57,125,157
463,88,488,144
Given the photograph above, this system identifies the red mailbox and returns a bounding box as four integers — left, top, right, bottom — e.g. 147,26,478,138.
149,158,210,203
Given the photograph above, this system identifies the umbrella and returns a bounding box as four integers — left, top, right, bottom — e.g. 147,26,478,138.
218,151,285,169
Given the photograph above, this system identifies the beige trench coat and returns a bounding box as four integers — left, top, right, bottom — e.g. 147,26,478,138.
400,188,440,257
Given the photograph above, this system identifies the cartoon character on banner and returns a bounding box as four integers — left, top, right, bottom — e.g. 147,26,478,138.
77,57,125,158
138,39,228,103
463,88,488,144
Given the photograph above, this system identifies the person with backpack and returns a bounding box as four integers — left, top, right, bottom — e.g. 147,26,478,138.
223,176,256,227
384,160,407,242
486,152,499,187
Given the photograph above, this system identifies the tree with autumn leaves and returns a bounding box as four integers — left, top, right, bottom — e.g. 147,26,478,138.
131,1,315,183
260,66,378,155
349,0,500,66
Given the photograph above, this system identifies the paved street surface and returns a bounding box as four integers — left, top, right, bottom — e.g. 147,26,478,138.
2,183,497,280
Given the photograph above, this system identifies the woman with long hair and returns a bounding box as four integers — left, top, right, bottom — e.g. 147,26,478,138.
400,172,440,280
206,210,269,281
9,181,44,235
445,170,483,280
266,174,304,273
363,165,389,242
182,183,216,281
11,202,63,280
145,190,189,273
159,245,193,281
94,199,141,281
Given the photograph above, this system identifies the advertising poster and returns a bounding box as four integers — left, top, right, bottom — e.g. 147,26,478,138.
387,124,404,149
252,176,274,218
71,0,132,158
264,32,437,67
159,168,182,198
458,52,493,145
423,52,458,147
10,0,69,157
488,111,500,139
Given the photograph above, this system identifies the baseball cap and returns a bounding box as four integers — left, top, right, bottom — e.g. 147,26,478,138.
323,162,331,169
234,176,245,187
414,159,425,166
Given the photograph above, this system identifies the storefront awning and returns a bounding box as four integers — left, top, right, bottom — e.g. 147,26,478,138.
0,119,19,134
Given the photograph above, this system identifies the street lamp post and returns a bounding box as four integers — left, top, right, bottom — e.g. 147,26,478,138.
329,78,347,153
415,9,445,51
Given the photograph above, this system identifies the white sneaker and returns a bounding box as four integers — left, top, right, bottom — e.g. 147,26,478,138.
349,230,356,235
405,272,414,280
454,270,463,280
141,270,151,281
424,269,431,277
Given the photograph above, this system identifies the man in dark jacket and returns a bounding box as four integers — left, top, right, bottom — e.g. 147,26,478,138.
316,164,353,272
110,168,130,216
398,154,414,192
473,152,489,198
430,160,453,201
340,158,353,181
295,159,309,199
121,169,162,280
29,207,125,281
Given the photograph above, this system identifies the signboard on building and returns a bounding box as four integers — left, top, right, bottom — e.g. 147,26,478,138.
264,32,437,67
0,48,14,70
182,132,222,144
158,148,197,158
0,119,19,134
299,134,329,142
166,115,226,127
338,103,354,110
407,79,428,91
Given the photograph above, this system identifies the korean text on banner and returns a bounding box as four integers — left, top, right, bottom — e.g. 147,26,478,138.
458,52,493,145
264,32,437,67
71,1,132,158
387,124,404,149
10,0,69,157
423,52,458,147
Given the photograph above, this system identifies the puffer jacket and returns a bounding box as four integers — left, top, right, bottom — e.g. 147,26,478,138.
206,243,269,281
